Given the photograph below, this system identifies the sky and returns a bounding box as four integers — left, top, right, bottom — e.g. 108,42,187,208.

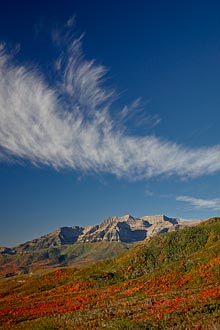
1,0,220,247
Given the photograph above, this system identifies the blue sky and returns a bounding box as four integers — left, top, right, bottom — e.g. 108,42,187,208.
1,0,220,247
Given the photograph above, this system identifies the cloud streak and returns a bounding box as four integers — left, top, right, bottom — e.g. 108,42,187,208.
0,23,220,180
176,196,220,210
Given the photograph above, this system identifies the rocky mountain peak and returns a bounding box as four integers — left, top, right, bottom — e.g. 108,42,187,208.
118,214,134,221
7,214,202,251
141,214,176,223
76,214,201,244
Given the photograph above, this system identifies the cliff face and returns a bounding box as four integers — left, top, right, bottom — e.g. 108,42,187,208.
78,214,201,243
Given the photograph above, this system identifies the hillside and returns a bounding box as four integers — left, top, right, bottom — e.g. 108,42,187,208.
1,217,220,329
0,241,132,278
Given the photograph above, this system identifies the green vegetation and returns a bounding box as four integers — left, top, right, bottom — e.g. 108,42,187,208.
115,217,220,278
0,241,132,277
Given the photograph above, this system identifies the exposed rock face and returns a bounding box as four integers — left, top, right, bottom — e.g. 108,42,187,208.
15,226,84,252
78,214,201,243
78,215,149,243
58,226,84,244
3,214,202,252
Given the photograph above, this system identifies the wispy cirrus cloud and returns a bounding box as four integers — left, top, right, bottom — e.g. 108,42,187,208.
176,196,220,210
0,21,220,180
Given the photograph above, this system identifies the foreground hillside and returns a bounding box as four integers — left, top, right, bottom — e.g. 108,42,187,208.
1,217,220,329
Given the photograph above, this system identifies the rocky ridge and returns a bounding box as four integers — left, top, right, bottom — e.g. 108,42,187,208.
4,214,202,252
77,214,201,243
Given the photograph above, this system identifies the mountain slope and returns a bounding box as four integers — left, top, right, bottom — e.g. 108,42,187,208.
0,241,132,278
1,217,220,329
0,214,201,277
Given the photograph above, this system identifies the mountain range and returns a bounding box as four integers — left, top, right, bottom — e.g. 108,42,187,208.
0,214,201,277
4,214,201,251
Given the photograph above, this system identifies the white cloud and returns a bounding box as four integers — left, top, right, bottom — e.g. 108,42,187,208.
176,196,220,210
118,98,161,129
0,26,220,180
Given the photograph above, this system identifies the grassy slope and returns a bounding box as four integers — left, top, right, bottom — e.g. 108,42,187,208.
1,218,220,329
0,242,132,277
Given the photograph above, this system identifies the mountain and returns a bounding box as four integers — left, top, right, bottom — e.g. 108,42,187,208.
11,214,201,251
0,214,201,278
1,217,220,329
77,214,201,243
